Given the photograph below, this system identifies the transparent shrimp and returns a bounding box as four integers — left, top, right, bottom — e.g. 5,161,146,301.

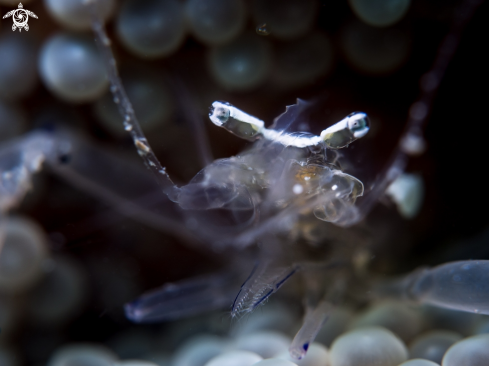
84,0,486,360
120,98,367,323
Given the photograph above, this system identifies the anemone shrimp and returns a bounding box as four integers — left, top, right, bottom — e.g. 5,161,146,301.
83,0,489,360
0,0,488,364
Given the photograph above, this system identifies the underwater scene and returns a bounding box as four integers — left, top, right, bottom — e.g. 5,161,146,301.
0,0,488,365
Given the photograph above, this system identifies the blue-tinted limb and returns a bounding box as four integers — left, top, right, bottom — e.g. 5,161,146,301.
375,260,489,314
289,301,333,360
125,270,240,323
289,266,347,360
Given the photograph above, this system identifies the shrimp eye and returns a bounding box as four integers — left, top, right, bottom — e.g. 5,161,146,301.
209,103,230,126
347,112,370,139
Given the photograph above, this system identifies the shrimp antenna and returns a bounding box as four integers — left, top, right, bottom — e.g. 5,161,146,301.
86,0,175,193
356,0,484,221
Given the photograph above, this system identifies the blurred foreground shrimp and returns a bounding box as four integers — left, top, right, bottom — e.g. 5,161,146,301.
375,260,489,314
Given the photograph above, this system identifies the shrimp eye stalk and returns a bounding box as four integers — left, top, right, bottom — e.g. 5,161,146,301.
209,101,265,141
320,112,370,149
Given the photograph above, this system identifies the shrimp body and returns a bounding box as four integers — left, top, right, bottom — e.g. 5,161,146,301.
171,100,367,230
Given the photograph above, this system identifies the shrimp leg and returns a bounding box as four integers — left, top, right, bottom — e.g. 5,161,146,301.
231,259,298,317
46,135,203,246
87,2,175,193
289,301,333,360
288,264,347,359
